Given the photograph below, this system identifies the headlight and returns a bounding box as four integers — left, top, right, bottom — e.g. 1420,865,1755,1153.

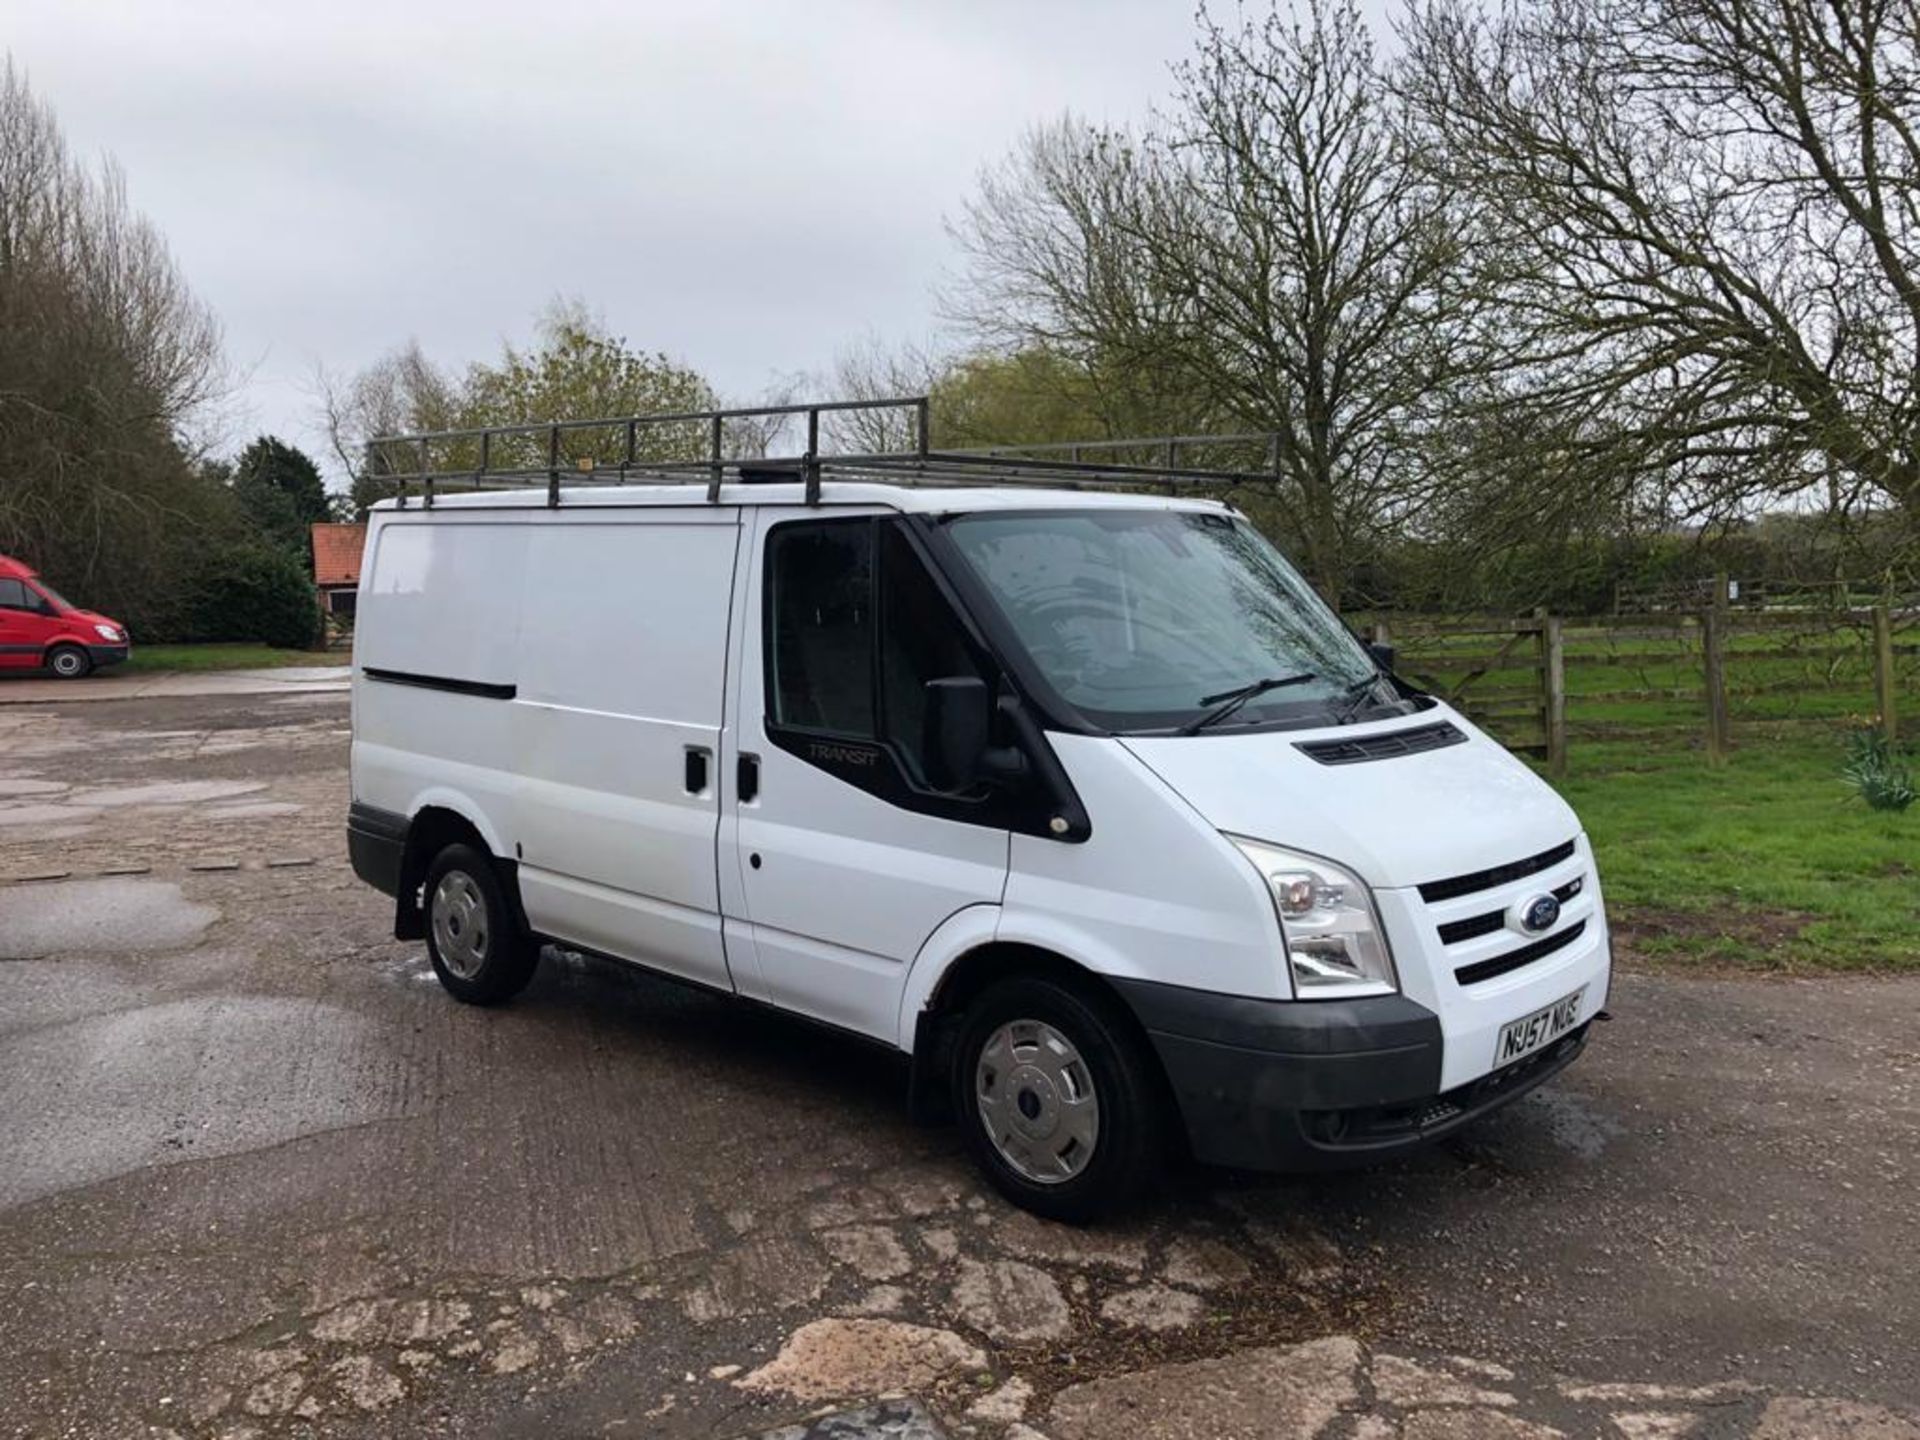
93,624,120,642
1227,836,1398,999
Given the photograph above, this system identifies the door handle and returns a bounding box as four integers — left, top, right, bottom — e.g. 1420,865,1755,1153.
737,752,760,803
684,745,711,795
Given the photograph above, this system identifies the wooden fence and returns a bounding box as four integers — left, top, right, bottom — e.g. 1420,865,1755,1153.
1361,597,1916,773
1364,613,1567,772
1611,575,1916,614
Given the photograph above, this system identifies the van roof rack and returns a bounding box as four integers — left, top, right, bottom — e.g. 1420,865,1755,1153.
365,396,1284,509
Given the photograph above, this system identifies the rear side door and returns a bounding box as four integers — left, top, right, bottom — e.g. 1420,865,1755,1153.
719,509,1011,1042
512,509,743,993
0,578,54,670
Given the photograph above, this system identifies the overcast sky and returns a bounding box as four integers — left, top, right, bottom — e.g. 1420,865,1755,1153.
10,0,1210,478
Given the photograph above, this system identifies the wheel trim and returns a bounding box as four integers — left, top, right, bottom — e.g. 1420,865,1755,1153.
975,1018,1100,1185
51,650,84,676
430,871,490,980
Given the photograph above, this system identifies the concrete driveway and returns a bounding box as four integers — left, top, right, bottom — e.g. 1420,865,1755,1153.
0,664,349,705
0,692,1913,1440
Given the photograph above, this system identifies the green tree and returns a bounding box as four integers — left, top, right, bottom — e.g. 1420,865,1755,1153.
932,349,1116,447
230,435,330,557
184,543,320,647
327,301,718,507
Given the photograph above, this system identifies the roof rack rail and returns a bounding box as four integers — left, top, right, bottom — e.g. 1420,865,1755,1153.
364,396,1283,509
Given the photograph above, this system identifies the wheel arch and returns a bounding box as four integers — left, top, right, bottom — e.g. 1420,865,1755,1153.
903,932,1170,1129
44,640,91,675
394,800,525,942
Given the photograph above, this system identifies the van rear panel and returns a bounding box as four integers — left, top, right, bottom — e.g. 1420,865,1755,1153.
351,507,745,991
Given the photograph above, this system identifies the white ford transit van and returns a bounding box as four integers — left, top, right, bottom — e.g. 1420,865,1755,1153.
348,410,1610,1220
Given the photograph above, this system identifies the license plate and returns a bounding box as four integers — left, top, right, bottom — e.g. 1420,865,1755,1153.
1494,986,1587,1069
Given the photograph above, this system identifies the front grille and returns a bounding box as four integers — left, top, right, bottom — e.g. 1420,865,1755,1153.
1436,876,1586,945
1295,720,1466,766
1418,839,1577,903
1455,919,1588,986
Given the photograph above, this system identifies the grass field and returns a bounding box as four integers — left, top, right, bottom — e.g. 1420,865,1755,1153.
1393,616,1916,739
1552,732,1917,973
1382,614,1917,972
122,643,340,672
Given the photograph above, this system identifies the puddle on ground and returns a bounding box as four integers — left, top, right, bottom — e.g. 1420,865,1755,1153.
0,778,68,798
0,878,219,959
0,992,412,1209
1523,1086,1623,1160
0,803,104,828
193,738,268,756
34,825,96,841
240,666,350,682
203,800,304,820
64,779,266,809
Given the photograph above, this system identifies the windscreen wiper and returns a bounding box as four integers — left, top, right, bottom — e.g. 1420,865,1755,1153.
1332,673,1387,726
1176,672,1317,735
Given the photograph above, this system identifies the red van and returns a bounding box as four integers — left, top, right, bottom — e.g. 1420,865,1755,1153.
0,555,130,678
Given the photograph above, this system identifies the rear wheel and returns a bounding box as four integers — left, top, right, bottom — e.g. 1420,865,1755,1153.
952,974,1168,1223
47,644,92,679
423,843,538,1005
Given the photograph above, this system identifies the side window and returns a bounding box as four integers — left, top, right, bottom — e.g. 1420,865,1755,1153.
767,520,875,735
765,518,988,784
0,579,33,611
879,524,985,782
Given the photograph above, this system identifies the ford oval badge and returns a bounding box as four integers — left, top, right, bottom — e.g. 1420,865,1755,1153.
1519,893,1561,933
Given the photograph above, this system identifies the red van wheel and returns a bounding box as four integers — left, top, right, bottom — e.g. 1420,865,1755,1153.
47,645,93,679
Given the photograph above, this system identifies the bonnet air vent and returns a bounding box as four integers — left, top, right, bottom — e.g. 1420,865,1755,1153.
1294,720,1467,766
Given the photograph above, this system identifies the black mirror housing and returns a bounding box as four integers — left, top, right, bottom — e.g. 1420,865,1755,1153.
923,676,992,792
1367,641,1397,671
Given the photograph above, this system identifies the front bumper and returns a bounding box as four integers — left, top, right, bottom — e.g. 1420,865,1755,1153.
1114,978,1591,1171
86,643,130,668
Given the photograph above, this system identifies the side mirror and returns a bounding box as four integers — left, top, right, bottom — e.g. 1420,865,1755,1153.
923,677,992,792
923,676,1029,793
1367,641,1397,672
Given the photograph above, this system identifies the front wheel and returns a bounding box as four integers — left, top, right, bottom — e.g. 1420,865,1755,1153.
423,843,539,1005
47,644,92,679
951,975,1168,1223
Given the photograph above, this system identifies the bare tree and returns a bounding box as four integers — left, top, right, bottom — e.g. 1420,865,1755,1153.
804,335,943,454
950,0,1481,598
0,56,226,622
1400,0,1920,521
324,303,761,511
319,341,457,516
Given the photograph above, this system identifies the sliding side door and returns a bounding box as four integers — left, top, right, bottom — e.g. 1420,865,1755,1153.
515,509,743,992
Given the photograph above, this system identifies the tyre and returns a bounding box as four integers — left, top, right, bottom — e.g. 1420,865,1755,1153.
951,974,1168,1223
422,843,538,1005
47,644,92,679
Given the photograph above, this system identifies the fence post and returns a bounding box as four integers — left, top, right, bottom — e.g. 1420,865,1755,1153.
1703,578,1731,764
1873,603,1898,743
1535,607,1567,778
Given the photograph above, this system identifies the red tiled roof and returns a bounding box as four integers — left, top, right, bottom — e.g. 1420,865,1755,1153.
312,523,367,588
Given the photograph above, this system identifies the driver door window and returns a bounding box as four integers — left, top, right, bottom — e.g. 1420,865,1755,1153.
765,518,986,788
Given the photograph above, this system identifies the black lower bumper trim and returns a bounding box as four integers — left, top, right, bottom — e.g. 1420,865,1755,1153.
87,644,130,667
1113,976,1590,1172
347,801,408,897
1295,1024,1589,1161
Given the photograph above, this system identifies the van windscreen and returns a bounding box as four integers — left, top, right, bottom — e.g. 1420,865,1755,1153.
946,510,1389,734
